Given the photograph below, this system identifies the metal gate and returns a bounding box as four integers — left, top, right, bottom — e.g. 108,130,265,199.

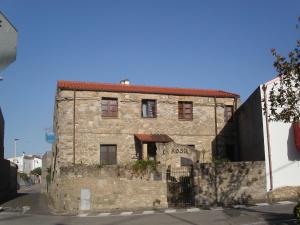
166,166,194,207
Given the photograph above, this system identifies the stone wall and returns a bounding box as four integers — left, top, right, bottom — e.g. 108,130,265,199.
48,164,167,212
194,161,266,206
267,186,300,202
53,90,238,173
41,151,51,194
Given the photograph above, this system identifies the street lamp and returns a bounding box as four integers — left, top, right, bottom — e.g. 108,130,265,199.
14,138,20,158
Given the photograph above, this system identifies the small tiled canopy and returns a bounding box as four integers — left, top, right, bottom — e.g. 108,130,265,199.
134,134,173,143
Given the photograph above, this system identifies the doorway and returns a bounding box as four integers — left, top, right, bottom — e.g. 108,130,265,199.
147,143,157,160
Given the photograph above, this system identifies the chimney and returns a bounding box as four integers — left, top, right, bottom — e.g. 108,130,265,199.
120,79,130,85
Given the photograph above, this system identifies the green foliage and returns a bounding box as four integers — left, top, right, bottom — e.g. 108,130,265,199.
30,167,42,176
132,160,157,174
95,164,104,169
266,30,300,123
212,158,229,165
18,172,29,182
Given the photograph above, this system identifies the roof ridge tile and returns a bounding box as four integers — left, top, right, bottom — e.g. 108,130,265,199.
57,80,239,98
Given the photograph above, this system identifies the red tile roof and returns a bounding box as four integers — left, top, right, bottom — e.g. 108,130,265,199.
134,134,173,143
57,80,239,98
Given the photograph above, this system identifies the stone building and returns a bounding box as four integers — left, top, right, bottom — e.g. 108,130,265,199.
48,80,244,211
52,80,239,169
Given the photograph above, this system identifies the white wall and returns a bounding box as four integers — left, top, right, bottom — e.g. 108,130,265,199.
7,155,42,174
8,156,24,172
31,157,42,170
261,84,300,190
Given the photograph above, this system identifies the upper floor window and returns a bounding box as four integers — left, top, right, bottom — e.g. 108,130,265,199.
141,99,157,118
101,98,118,118
178,101,193,120
224,105,234,122
100,145,117,165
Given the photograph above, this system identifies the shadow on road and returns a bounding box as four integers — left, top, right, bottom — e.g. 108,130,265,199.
0,193,28,205
224,206,297,224
0,184,50,215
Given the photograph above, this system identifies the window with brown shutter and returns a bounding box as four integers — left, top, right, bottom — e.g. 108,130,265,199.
100,145,117,165
224,105,234,122
101,98,118,118
178,101,193,120
141,99,157,118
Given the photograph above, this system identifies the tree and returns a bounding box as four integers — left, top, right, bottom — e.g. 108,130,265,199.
30,167,42,176
267,19,300,123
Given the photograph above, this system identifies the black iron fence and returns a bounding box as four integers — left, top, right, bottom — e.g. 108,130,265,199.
166,166,194,207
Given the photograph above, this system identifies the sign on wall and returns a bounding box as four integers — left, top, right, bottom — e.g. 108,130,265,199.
45,131,56,144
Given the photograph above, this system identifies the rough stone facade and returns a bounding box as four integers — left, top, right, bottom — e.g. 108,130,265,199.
48,81,241,211
52,89,239,170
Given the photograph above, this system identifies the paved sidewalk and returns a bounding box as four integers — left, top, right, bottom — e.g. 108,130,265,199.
74,201,297,218
0,202,298,225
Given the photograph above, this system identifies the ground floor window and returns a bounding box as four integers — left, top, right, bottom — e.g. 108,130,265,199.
100,145,117,165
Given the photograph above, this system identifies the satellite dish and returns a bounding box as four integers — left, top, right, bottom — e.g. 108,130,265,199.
0,11,18,73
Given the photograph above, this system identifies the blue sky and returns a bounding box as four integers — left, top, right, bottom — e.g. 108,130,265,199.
0,0,299,158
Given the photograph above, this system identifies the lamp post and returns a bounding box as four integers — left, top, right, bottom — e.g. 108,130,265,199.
14,138,19,158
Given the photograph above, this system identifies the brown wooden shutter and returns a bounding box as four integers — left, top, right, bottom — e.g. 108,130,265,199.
101,99,109,117
178,102,184,119
179,102,192,120
102,98,118,117
184,103,192,119
108,99,118,117
151,100,157,118
100,145,117,165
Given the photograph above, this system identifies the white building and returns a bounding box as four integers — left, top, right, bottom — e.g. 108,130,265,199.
8,154,42,174
237,77,300,191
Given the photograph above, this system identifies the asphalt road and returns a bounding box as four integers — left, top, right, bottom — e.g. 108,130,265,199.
0,184,298,225
0,204,298,225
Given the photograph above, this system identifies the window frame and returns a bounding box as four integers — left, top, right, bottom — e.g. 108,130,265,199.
100,144,117,165
101,97,118,118
141,99,157,118
224,105,234,122
178,101,193,120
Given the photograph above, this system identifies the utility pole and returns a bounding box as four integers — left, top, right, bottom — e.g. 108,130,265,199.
14,138,19,158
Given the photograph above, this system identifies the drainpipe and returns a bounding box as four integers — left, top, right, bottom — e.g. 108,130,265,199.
214,97,218,159
262,85,273,191
234,97,240,161
73,90,76,165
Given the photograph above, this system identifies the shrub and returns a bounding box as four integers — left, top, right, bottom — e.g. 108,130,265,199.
18,172,29,182
30,167,42,176
132,160,157,174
